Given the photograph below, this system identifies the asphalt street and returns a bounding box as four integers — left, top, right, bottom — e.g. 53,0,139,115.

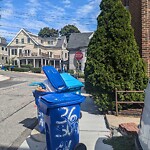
0,70,45,150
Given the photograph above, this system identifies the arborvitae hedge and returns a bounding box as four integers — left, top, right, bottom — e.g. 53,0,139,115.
84,0,148,112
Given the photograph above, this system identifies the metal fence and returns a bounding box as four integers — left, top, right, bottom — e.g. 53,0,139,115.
115,88,144,116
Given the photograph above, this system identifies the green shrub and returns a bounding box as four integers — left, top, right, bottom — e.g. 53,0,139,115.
13,67,30,72
67,69,74,74
31,68,41,73
78,73,84,78
21,64,33,69
84,0,148,112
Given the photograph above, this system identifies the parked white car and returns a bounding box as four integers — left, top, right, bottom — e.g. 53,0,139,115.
136,81,150,150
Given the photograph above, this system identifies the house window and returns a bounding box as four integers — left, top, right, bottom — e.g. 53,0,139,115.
14,60,17,65
2,47,4,50
64,43,66,48
16,39,18,44
5,48,7,51
15,49,17,55
19,49,22,56
39,49,41,55
27,38,30,43
49,52,52,57
12,49,15,55
65,53,67,58
48,41,50,45
2,56,4,60
50,41,53,45
41,40,43,44
21,38,24,44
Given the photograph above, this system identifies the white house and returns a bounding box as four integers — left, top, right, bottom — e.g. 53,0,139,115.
0,37,8,66
7,28,68,69
67,32,93,72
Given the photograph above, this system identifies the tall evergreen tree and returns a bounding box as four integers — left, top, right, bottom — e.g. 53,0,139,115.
84,0,148,112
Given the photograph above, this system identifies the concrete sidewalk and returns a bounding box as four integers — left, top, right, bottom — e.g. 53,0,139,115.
18,93,113,150
0,74,10,81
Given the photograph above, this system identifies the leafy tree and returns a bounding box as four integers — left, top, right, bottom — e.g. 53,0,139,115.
60,25,80,41
84,0,148,112
38,27,59,37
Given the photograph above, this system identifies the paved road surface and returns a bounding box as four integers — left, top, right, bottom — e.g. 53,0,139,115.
0,70,45,150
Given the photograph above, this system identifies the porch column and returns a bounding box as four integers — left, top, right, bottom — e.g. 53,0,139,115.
59,60,61,69
33,59,36,68
54,60,56,68
18,60,21,68
26,59,28,65
41,58,43,66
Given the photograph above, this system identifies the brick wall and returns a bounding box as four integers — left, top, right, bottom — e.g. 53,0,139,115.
141,0,150,76
122,0,142,54
122,0,150,75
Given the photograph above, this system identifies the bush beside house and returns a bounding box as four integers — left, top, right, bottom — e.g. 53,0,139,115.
84,0,148,112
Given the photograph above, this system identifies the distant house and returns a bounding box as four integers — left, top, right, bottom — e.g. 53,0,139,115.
7,28,68,69
0,37,8,65
67,32,93,72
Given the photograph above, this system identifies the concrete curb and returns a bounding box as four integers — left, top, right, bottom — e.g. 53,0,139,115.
30,125,46,143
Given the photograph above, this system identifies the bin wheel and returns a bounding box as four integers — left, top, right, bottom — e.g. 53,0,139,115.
74,143,87,150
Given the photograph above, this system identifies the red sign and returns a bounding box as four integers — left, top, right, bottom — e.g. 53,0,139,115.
75,51,83,60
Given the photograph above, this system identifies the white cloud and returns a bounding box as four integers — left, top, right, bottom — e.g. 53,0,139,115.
62,0,71,8
77,0,101,17
1,0,14,19
26,0,41,16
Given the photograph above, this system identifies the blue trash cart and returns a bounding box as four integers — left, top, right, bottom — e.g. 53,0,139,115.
39,93,85,150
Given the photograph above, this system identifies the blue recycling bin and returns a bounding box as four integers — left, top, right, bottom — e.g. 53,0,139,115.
33,90,52,133
39,93,85,150
33,66,84,133
60,73,84,94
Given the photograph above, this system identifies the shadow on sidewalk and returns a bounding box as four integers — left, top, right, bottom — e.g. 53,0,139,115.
19,117,38,130
0,145,29,150
81,88,101,115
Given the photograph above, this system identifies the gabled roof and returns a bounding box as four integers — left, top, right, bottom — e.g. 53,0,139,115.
67,32,93,50
7,28,39,46
56,36,66,48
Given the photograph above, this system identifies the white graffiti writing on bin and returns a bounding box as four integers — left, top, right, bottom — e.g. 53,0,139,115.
56,140,72,150
55,107,78,138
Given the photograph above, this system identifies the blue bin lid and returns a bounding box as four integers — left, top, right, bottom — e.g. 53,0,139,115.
60,73,84,89
42,66,68,92
40,93,85,109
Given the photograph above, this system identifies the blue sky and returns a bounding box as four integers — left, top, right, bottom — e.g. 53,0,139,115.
0,0,102,41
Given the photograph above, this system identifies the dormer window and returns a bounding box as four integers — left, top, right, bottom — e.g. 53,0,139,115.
21,38,24,44
16,39,18,44
27,38,30,43
48,41,53,45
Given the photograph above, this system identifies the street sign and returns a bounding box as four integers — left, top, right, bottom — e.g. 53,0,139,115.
75,51,83,60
